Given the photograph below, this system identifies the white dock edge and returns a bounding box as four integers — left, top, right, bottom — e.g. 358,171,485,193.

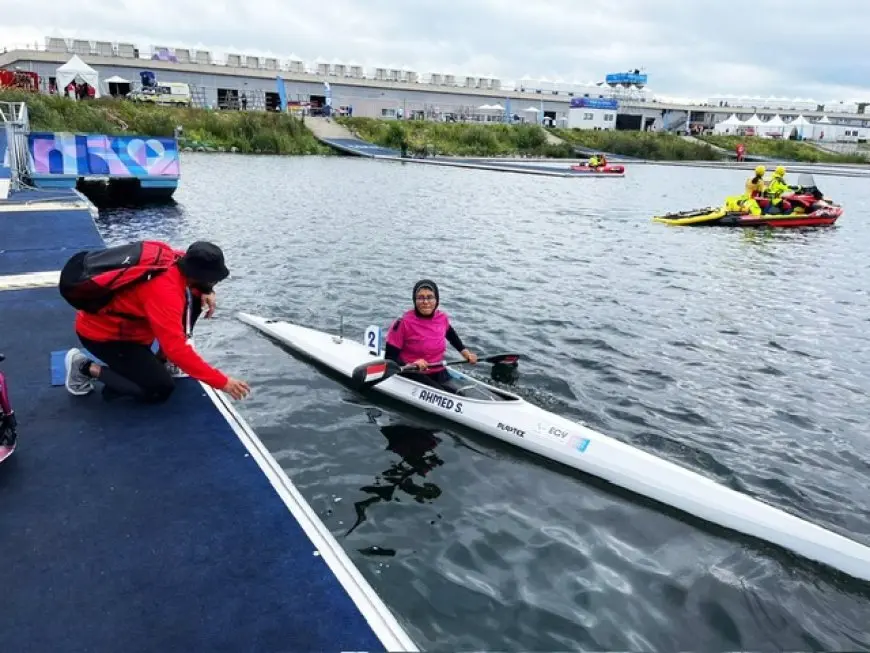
202,383,419,653
0,270,61,292
0,199,96,214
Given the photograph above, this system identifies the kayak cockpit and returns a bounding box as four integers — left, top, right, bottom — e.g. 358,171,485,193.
435,369,520,402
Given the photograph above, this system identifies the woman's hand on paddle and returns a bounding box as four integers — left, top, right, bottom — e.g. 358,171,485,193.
223,377,250,400
461,349,478,364
412,358,429,370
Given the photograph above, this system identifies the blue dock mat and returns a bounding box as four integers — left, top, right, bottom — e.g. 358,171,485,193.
0,286,393,652
0,247,87,276
0,197,411,651
0,198,103,276
0,208,102,253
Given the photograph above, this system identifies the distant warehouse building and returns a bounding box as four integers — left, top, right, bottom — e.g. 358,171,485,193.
567,98,618,130
0,39,672,129
7,37,867,138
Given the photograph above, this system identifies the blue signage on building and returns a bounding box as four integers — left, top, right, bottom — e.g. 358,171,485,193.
570,97,619,110
605,72,648,87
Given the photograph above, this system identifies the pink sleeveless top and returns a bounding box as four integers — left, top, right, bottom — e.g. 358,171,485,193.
386,309,451,372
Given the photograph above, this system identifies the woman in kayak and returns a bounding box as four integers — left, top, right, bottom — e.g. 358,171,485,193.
384,279,478,391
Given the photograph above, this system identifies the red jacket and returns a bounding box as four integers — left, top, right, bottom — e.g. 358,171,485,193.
75,263,228,389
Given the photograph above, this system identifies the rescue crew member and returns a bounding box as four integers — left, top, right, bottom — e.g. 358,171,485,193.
763,166,792,214
724,165,766,215
384,279,477,392
63,241,250,403
745,165,766,197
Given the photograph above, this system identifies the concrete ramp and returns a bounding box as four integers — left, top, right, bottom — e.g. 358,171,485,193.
320,137,400,158
305,117,400,158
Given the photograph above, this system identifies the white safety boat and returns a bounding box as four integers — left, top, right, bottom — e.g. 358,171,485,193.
237,312,870,582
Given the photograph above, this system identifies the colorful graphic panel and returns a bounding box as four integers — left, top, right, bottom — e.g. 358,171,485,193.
29,132,180,178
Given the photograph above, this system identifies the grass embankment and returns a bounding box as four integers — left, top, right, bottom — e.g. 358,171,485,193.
0,90,329,155
337,117,575,158
338,117,726,160
698,134,867,164
551,128,723,161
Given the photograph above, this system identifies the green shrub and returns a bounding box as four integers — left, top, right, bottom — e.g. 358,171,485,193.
698,134,867,164
0,90,330,155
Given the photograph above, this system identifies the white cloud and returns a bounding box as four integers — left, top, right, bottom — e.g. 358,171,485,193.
1,0,868,101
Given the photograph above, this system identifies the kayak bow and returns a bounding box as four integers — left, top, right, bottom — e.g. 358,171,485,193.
237,312,870,582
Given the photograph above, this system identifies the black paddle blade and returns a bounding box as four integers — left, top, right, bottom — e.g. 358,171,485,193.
351,359,401,388
484,353,520,365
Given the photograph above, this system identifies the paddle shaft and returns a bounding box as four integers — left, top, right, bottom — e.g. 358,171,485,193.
353,353,519,389
446,352,520,366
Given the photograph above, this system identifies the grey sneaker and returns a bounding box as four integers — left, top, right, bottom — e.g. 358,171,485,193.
64,348,95,396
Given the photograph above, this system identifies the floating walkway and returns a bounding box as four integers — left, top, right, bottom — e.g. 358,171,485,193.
395,156,625,177
305,117,621,178
317,136,405,159
306,118,870,179
0,110,416,652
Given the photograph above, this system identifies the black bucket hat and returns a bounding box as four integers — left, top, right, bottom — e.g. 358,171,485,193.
178,241,229,284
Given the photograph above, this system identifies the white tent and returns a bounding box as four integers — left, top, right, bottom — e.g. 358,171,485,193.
763,114,787,138
102,74,131,97
741,113,764,135
56,54,101,97
814,115,831,140
714,113,743,133
788,115,813,139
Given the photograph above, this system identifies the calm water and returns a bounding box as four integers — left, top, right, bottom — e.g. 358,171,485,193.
97,154,870,652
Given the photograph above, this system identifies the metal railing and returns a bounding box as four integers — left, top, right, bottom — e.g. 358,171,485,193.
0,100,27,125
0,101,31,189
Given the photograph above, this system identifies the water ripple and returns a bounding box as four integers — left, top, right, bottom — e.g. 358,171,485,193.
97,154,870,651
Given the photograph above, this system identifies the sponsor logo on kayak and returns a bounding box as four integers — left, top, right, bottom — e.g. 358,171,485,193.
546,426,569,441
538,423,570,440
497,422,525,438
538,423,588,451
417,389,463,413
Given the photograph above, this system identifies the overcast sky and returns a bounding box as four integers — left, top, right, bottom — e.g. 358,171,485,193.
2,0,867,102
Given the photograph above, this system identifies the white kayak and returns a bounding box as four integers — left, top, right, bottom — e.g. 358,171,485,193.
237,312,870,582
